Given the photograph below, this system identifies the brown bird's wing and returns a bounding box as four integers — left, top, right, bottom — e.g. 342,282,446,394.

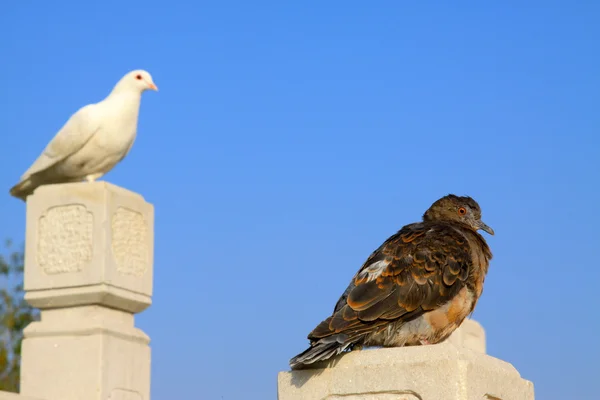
308,222,473,342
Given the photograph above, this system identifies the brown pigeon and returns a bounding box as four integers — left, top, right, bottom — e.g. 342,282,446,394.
289,194,494,370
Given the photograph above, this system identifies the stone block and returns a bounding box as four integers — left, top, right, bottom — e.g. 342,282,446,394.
23,182,154,313
278,337,534,400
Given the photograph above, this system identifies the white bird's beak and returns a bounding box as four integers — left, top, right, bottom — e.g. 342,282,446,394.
148,82,158,91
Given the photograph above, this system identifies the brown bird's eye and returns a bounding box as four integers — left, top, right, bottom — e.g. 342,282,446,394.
136,74,142,80
458,207,467,215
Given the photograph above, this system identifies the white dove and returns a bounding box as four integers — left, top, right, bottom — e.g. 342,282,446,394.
9,69,158,201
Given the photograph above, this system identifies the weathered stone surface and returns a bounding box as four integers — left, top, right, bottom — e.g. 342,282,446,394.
446,318,486,354
278,320,534,400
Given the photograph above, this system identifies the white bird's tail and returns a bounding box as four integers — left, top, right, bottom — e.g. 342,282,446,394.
9,171,81,201
9,177,36,201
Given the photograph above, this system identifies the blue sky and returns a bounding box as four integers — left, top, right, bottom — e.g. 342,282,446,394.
1,1,599,399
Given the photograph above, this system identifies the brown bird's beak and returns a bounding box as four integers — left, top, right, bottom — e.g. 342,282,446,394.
478,220,495,235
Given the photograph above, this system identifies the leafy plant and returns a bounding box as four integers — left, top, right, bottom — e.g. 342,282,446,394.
0,240,38,392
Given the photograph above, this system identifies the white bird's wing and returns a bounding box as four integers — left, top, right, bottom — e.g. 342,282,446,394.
21,104,102,180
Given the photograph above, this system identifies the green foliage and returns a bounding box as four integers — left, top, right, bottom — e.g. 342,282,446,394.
0,240,38,392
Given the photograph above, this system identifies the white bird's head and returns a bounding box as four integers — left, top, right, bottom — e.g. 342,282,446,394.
112,69,158,94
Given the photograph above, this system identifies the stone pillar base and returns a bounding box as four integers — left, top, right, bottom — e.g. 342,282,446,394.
21,306,151,400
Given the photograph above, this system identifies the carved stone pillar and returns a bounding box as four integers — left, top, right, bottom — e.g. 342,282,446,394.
278,319,535,400
19,182,154,400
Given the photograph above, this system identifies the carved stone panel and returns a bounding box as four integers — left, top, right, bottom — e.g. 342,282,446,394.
37,204,93,274
111,207,149,277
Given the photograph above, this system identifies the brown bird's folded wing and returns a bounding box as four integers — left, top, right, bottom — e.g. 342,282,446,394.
308,222,473,342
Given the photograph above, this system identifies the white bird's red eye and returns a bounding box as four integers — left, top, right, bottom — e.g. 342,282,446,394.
136,74,142,80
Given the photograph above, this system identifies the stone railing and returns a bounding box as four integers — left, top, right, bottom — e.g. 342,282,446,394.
278,319,535,399
0,182,154,400
0,182,534,400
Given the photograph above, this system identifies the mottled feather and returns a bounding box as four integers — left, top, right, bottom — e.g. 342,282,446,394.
290,194,493,370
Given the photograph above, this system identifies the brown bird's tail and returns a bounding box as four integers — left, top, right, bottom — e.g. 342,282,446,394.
289,334,356,370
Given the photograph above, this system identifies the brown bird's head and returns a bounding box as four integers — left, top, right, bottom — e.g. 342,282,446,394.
422,194,494,235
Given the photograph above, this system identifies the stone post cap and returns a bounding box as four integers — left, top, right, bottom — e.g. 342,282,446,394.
278,342,535,400
24,182,154,313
